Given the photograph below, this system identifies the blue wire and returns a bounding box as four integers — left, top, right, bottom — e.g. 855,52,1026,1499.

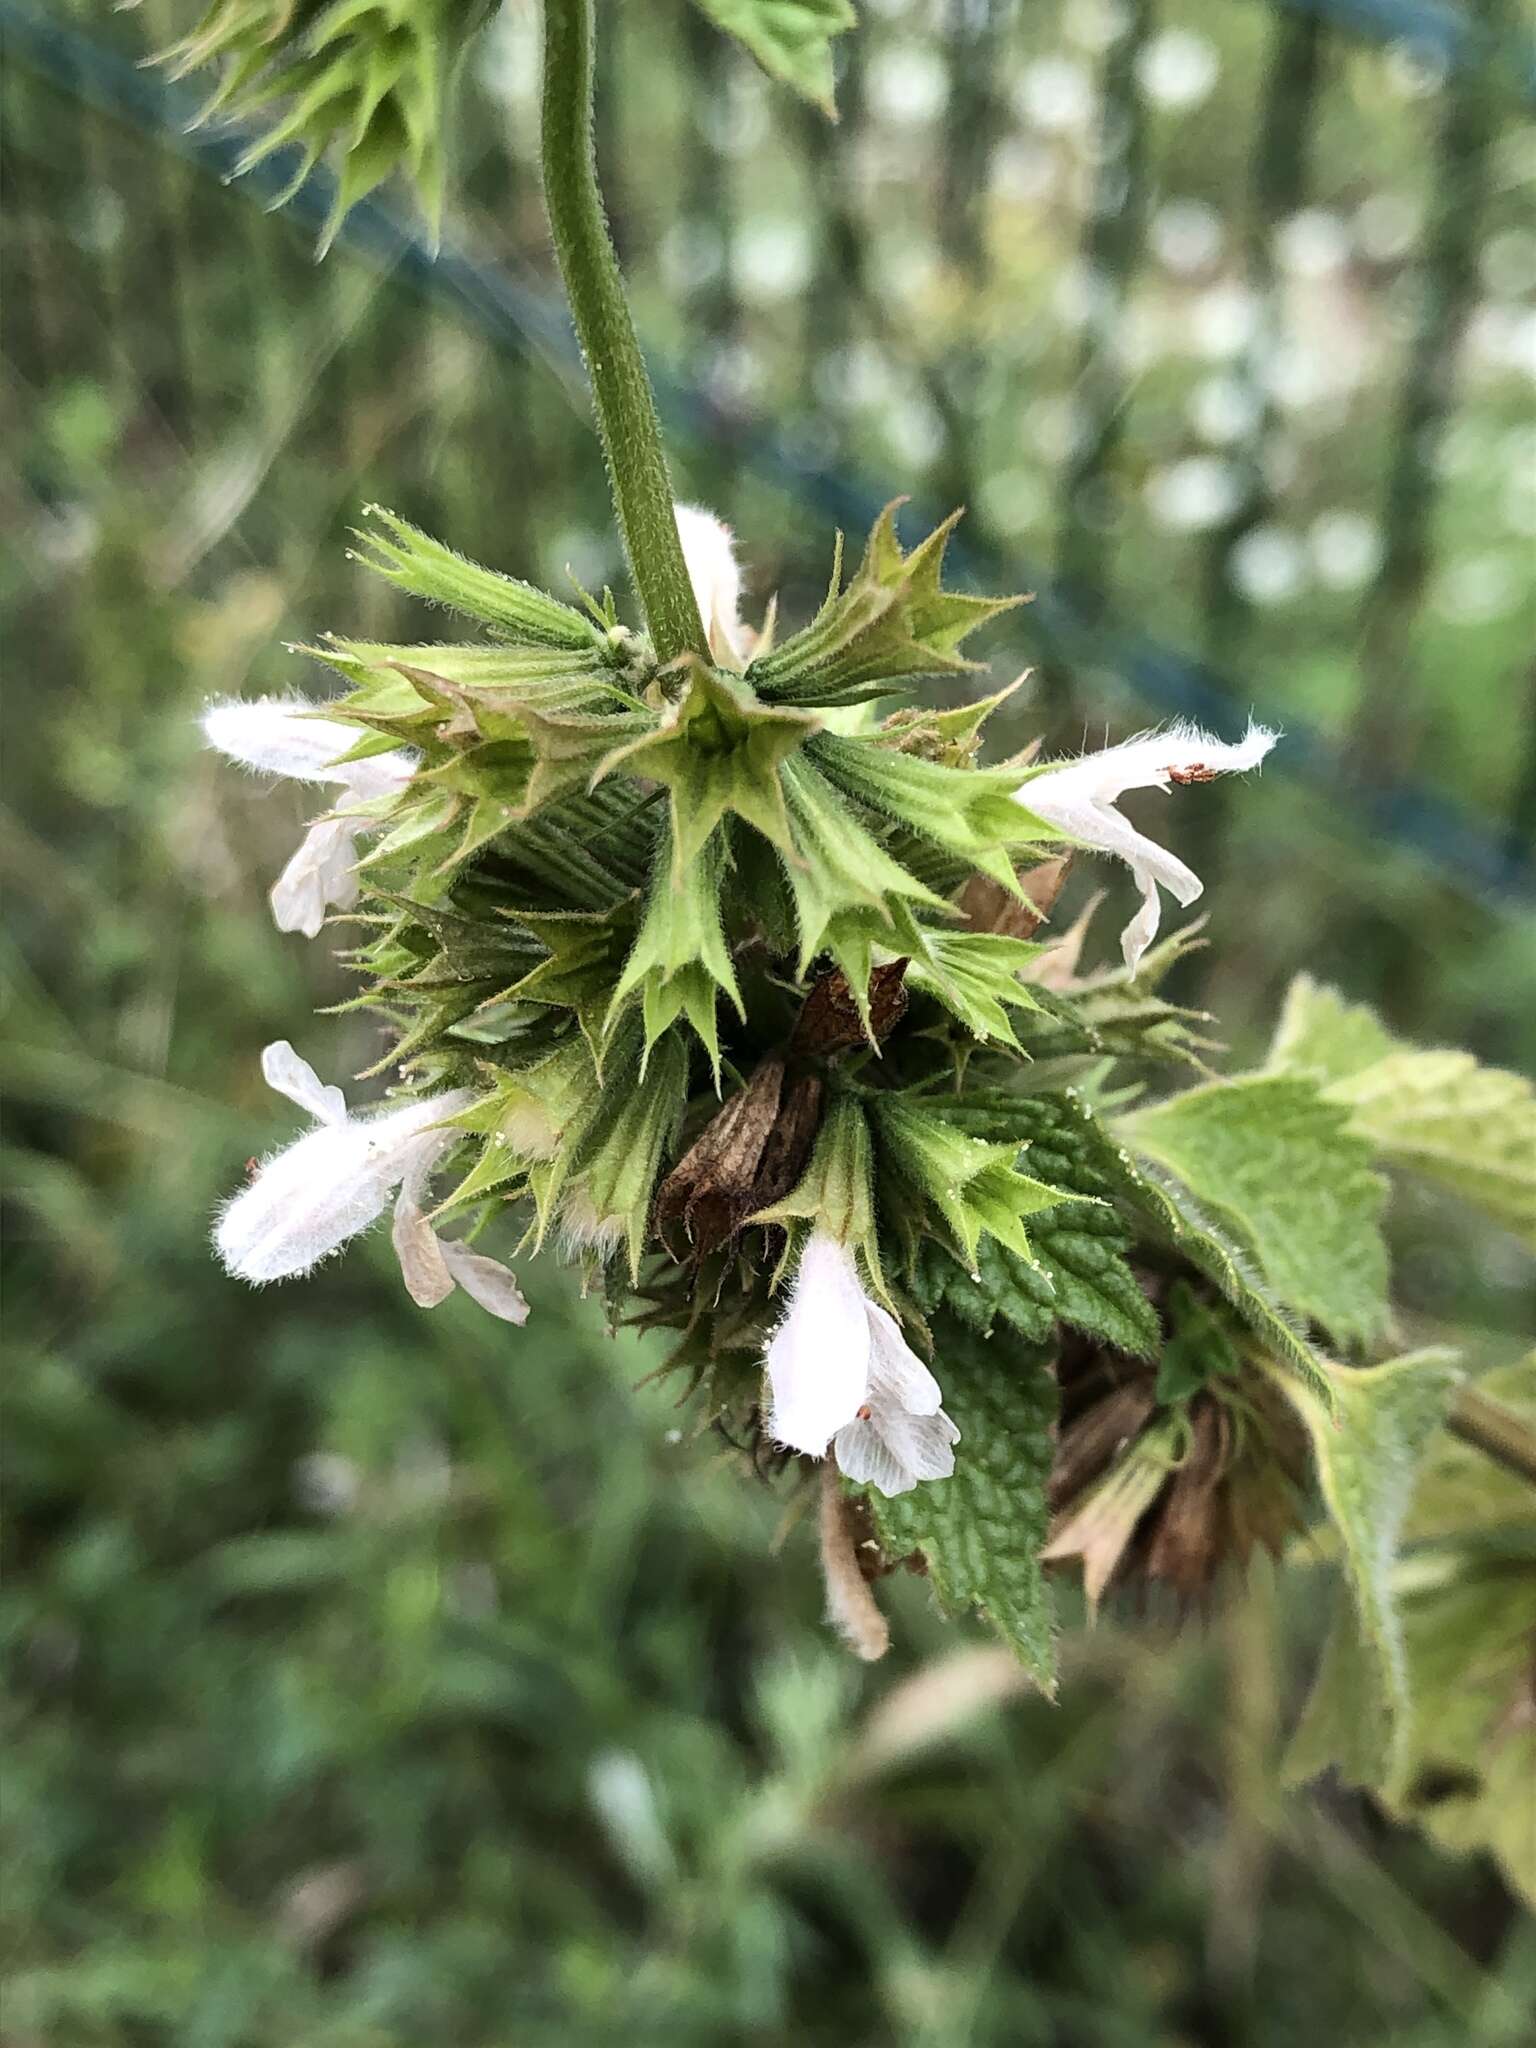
6,0,1533,911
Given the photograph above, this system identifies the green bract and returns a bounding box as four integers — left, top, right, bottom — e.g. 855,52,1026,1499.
160,0,493,247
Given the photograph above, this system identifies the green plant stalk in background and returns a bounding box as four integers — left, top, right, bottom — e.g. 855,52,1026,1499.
539,0,707,663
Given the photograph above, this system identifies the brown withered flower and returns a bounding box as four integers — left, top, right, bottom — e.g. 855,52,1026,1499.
1042,1332,1310,1612
655,1055,823,1258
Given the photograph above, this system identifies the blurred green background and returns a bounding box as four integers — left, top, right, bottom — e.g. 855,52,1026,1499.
3,1,1534,2042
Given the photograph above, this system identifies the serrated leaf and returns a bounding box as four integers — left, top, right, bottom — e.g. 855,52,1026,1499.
943,1087,1333,1393
1328,1051,1536,1250
1267,977,1536,1247
1265,973,1396,1085
856,1315,1059,1688
1121,1076,1389,1348
1277,1350,1462,1789
689,0,856,115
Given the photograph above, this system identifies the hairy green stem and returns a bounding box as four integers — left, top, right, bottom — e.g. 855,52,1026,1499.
1447,1385,1536,1492
540,0,707,663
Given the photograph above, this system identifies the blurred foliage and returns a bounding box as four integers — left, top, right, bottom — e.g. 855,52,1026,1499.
2,0,1534,2041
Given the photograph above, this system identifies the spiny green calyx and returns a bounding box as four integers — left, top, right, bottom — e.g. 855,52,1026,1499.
159,0,492,248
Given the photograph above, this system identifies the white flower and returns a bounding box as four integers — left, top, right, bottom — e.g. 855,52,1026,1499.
215,1040,476,1289
1016,720,1278,972
202,697,415,938
391,1142,530,1325
674,503,748,666
764,1231,959,1496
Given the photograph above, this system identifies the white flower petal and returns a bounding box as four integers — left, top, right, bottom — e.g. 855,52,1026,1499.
260,1040,348,1126
215,1090,474,1284
269,816,361,938
392,1189,456,1306
674,503,746,665
202,697,375,784
439,1240,530,1324
834,1416,917,1496
216,1120,396,1282
765,1231,873,1456
1017,720,1277,971
864,1301,944,1415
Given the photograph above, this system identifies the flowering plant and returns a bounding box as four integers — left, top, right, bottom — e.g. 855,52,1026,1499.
174,0,1535,1900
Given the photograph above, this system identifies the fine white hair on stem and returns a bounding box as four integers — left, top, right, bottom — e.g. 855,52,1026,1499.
1016,720,1278,973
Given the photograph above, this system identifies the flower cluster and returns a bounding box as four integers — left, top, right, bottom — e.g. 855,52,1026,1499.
204,498,1277,1538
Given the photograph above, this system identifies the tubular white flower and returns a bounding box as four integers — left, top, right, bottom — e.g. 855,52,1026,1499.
834,1303,960,1498
202,696,415,938
1016,720,1278,973
674,503,747,666
765,1231,959,1496
214,1041,473,1284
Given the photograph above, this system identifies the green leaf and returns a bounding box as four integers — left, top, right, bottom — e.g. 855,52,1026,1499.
689,0,856,115
1265,974,1396,1086
940,1086,1333,1394
1327,1051,1536,1251
1120,1076,1390,1348
1268,976,1536,1247
1389,1556,1536,1910
856,1315,1059,1688
1277,1350,1462,1789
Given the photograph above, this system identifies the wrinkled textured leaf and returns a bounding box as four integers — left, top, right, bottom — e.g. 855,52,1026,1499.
1121,1076,1389,1347
1279,1350,1462,1788
857,1316,1059,1688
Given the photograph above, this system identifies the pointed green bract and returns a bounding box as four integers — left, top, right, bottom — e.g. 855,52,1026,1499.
905,932,1045,1047
596,660,818,869
351,509,610,648
811,730,1049,885
567,1029,690,1278
777,758,946,973
160,3,494,249
689,0,856,115
750,505,1022,707
753,1093,881,1288
874,1095,1069,1268
609,826,742,1078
